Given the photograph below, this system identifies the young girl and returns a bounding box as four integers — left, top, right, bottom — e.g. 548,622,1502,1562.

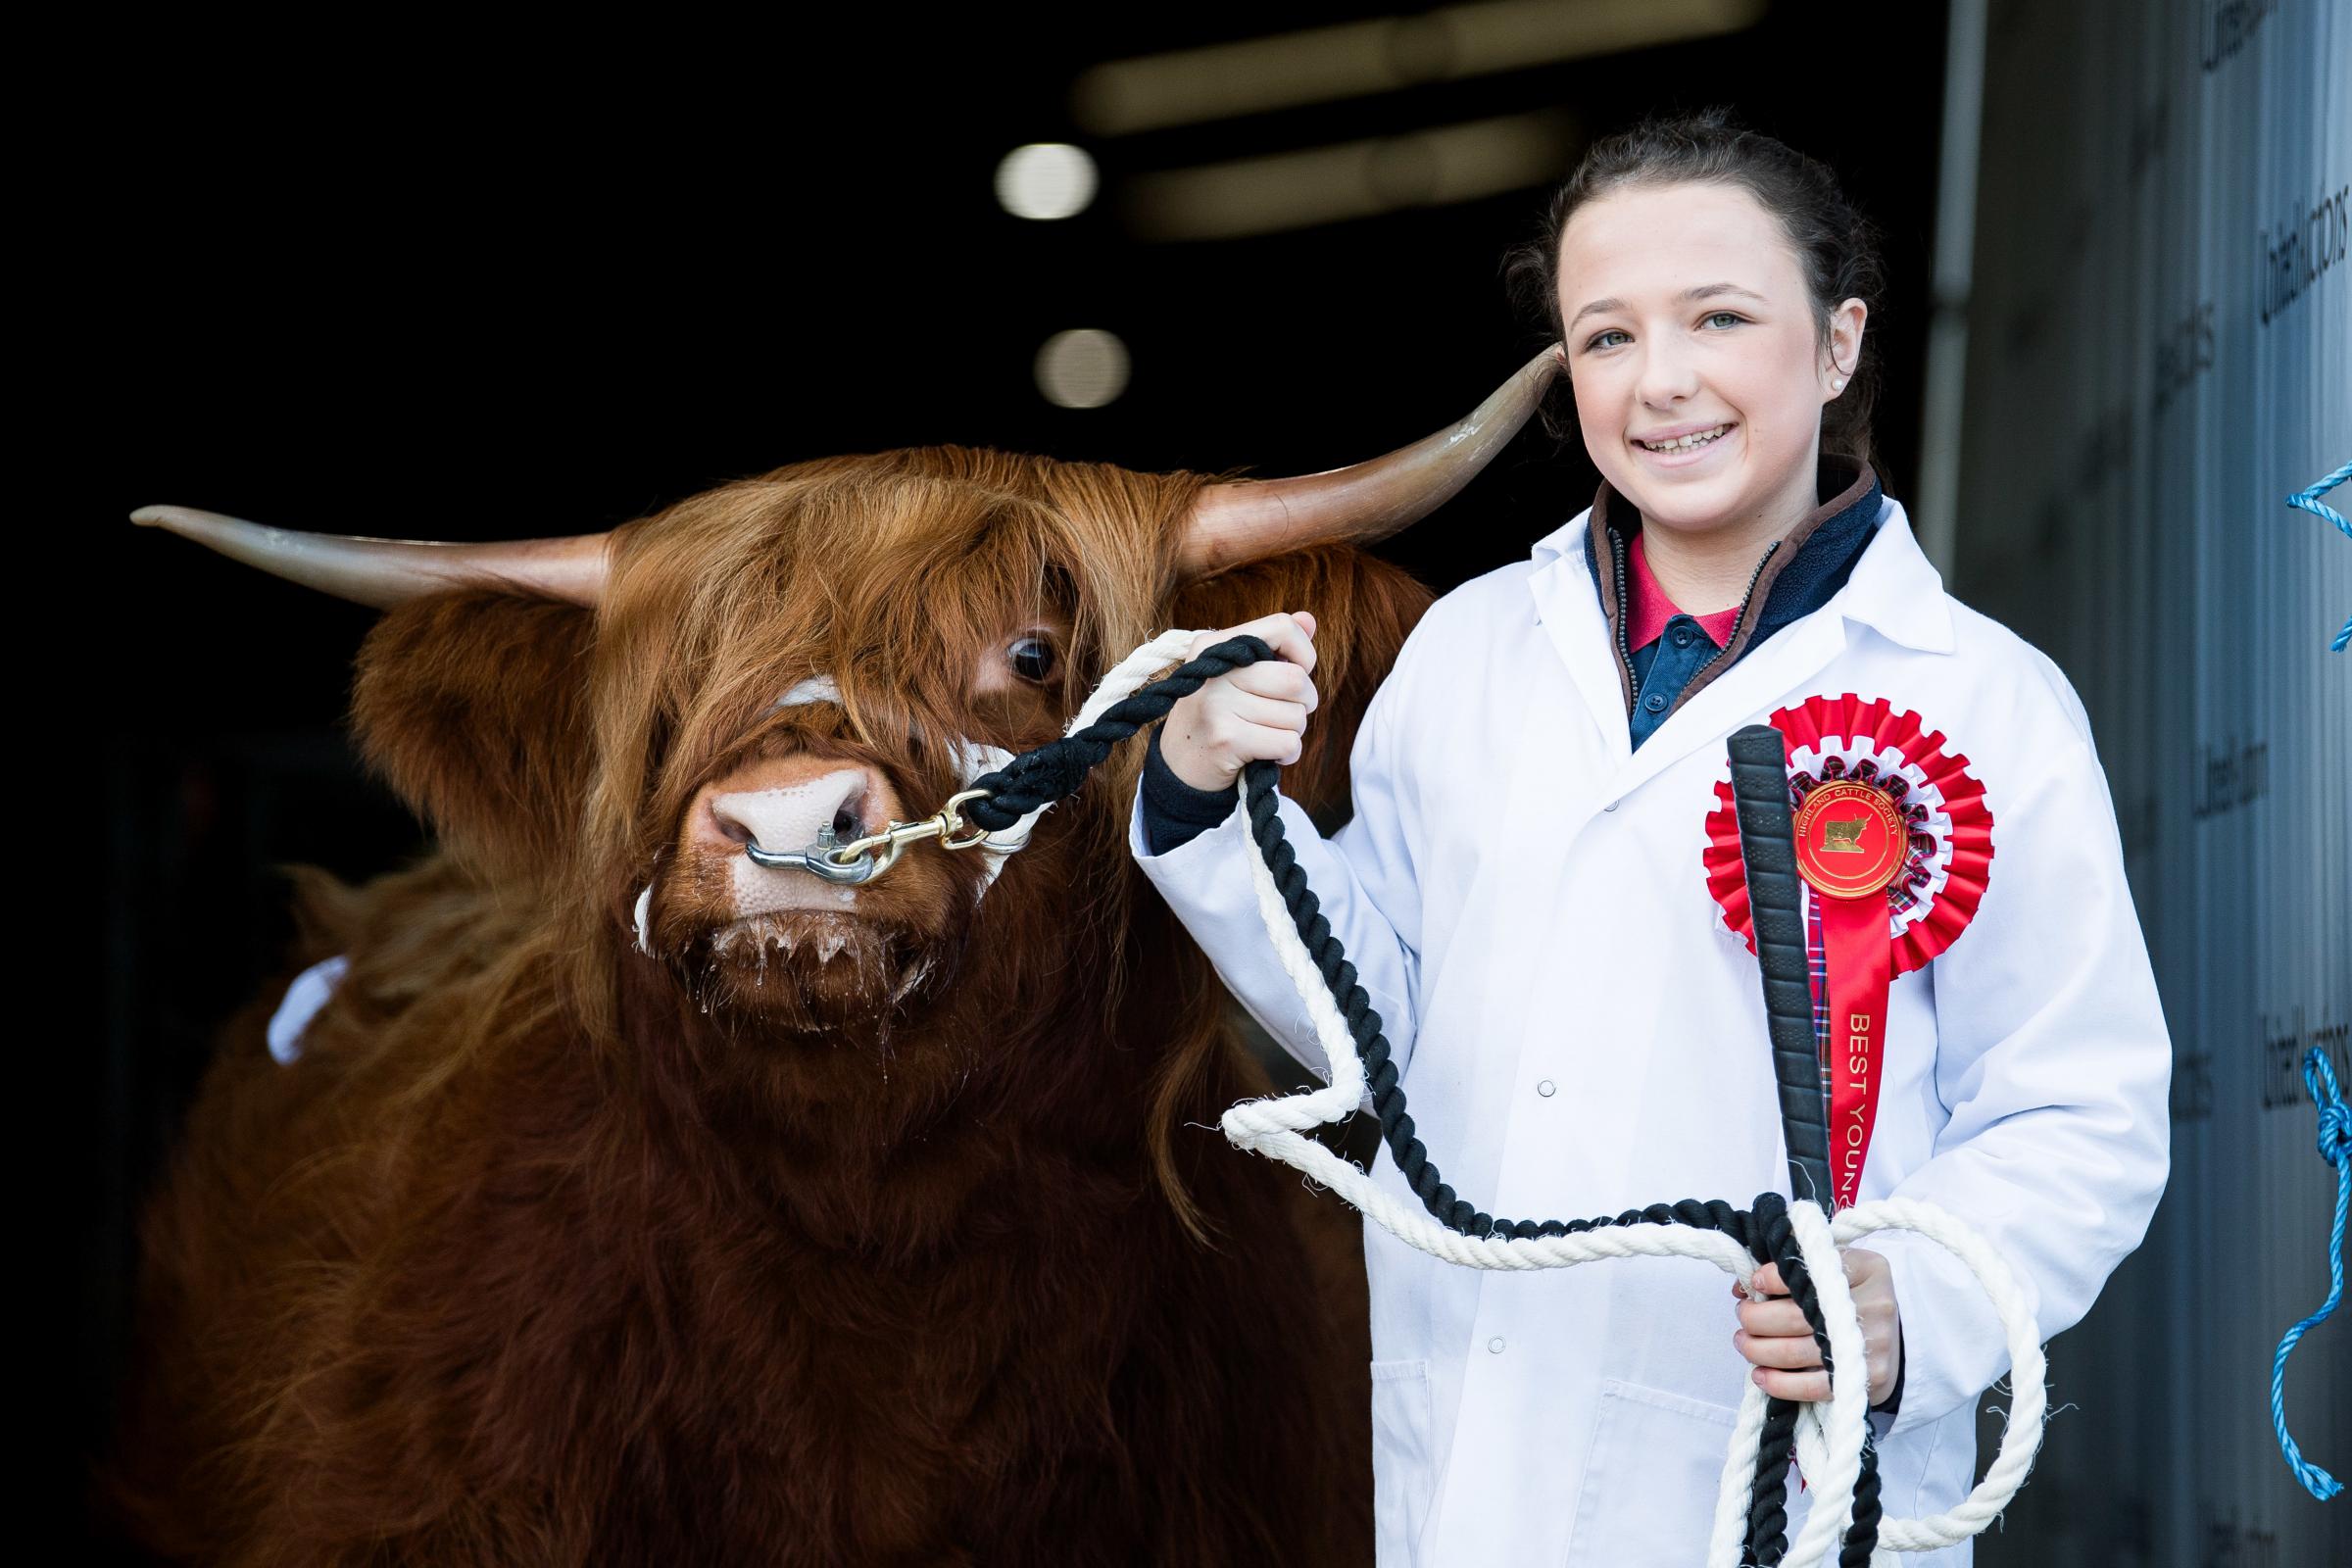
1128,112,2171,1566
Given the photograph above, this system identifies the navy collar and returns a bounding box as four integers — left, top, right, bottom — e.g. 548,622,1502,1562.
1581,455,1885,658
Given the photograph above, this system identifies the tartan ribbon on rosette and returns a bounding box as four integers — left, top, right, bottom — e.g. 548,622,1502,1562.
1705,694,1995,1208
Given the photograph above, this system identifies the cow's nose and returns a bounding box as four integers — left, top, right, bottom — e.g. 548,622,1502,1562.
698,764,880,861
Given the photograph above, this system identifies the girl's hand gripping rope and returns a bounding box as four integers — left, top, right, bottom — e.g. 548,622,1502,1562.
1735,1248,1905,1405
1159,611,1320,791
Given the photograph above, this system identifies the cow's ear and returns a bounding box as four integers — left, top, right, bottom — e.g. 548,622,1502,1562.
1166,546,1432,820
349,591,597,883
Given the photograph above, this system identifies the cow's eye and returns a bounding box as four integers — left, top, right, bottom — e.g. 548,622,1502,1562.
1007,635,1057,683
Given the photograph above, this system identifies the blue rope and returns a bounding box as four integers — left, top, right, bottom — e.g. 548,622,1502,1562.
2284,460,2352,652
2271,1046,2350,1501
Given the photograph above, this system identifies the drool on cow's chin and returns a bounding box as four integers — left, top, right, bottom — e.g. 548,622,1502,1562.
645,852,969,1031
692,910,937,1029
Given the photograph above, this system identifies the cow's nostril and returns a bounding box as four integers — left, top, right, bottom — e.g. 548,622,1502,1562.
711,803,755,848
703,769,878,863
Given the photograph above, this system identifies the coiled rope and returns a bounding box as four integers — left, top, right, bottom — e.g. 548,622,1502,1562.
2271,1047,2348,1501
966,634,2050,1566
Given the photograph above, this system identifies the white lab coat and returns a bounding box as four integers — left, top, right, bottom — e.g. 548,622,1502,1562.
1129,496,2172,1565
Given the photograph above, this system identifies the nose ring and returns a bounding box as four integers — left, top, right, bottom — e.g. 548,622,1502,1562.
741,825,891,885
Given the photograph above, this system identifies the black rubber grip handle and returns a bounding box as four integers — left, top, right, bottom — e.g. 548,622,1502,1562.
1727,724,1834,1212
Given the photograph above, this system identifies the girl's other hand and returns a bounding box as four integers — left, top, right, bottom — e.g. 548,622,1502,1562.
1161,611,1320,792
1730,1247,1903,1405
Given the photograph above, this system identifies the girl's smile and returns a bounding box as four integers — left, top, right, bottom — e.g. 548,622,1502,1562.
1632,418,1740,466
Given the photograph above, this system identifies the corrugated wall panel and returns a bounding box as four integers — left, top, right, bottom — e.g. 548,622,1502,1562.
1958,2,2350,1562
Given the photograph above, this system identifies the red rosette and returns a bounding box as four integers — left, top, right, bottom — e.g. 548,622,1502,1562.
1703,693,1995,976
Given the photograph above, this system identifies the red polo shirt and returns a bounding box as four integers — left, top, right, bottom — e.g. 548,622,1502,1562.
1625,532,1744,650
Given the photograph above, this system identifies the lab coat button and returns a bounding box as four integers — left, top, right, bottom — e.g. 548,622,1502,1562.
1537,1079,1556,1098
1488,1337,1506,1353
1602,801,1619,812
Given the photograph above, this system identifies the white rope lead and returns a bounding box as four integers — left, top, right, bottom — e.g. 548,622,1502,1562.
1089,633,2052,1566
972,628,1204,889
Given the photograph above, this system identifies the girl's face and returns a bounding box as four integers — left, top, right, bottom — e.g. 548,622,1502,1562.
1553,180,1864,541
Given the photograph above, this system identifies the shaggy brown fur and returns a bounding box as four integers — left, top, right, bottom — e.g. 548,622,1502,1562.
109,446,1433,1565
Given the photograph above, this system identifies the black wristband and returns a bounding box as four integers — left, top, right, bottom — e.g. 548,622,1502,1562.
1140,726,1239,856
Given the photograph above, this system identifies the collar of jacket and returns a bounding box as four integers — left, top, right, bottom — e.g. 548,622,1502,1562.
1552,455,1926,717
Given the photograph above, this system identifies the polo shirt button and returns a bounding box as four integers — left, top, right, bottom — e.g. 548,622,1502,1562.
1672,627,1693,648
1488,1337,1506,1354
1537,1079,1556,1098
1644,692,1667,712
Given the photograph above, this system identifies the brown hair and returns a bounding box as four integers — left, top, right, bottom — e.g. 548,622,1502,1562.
108,447,1419,1561
1504,106,1887,470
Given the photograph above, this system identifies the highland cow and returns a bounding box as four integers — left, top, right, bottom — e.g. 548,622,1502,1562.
108,351,1557,1565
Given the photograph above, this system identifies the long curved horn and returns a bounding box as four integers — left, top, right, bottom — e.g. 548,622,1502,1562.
1179,344,1562,575
128,506,611,609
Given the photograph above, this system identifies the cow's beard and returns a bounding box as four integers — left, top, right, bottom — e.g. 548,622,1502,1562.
642,813,978,1040
683,908,953,1034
